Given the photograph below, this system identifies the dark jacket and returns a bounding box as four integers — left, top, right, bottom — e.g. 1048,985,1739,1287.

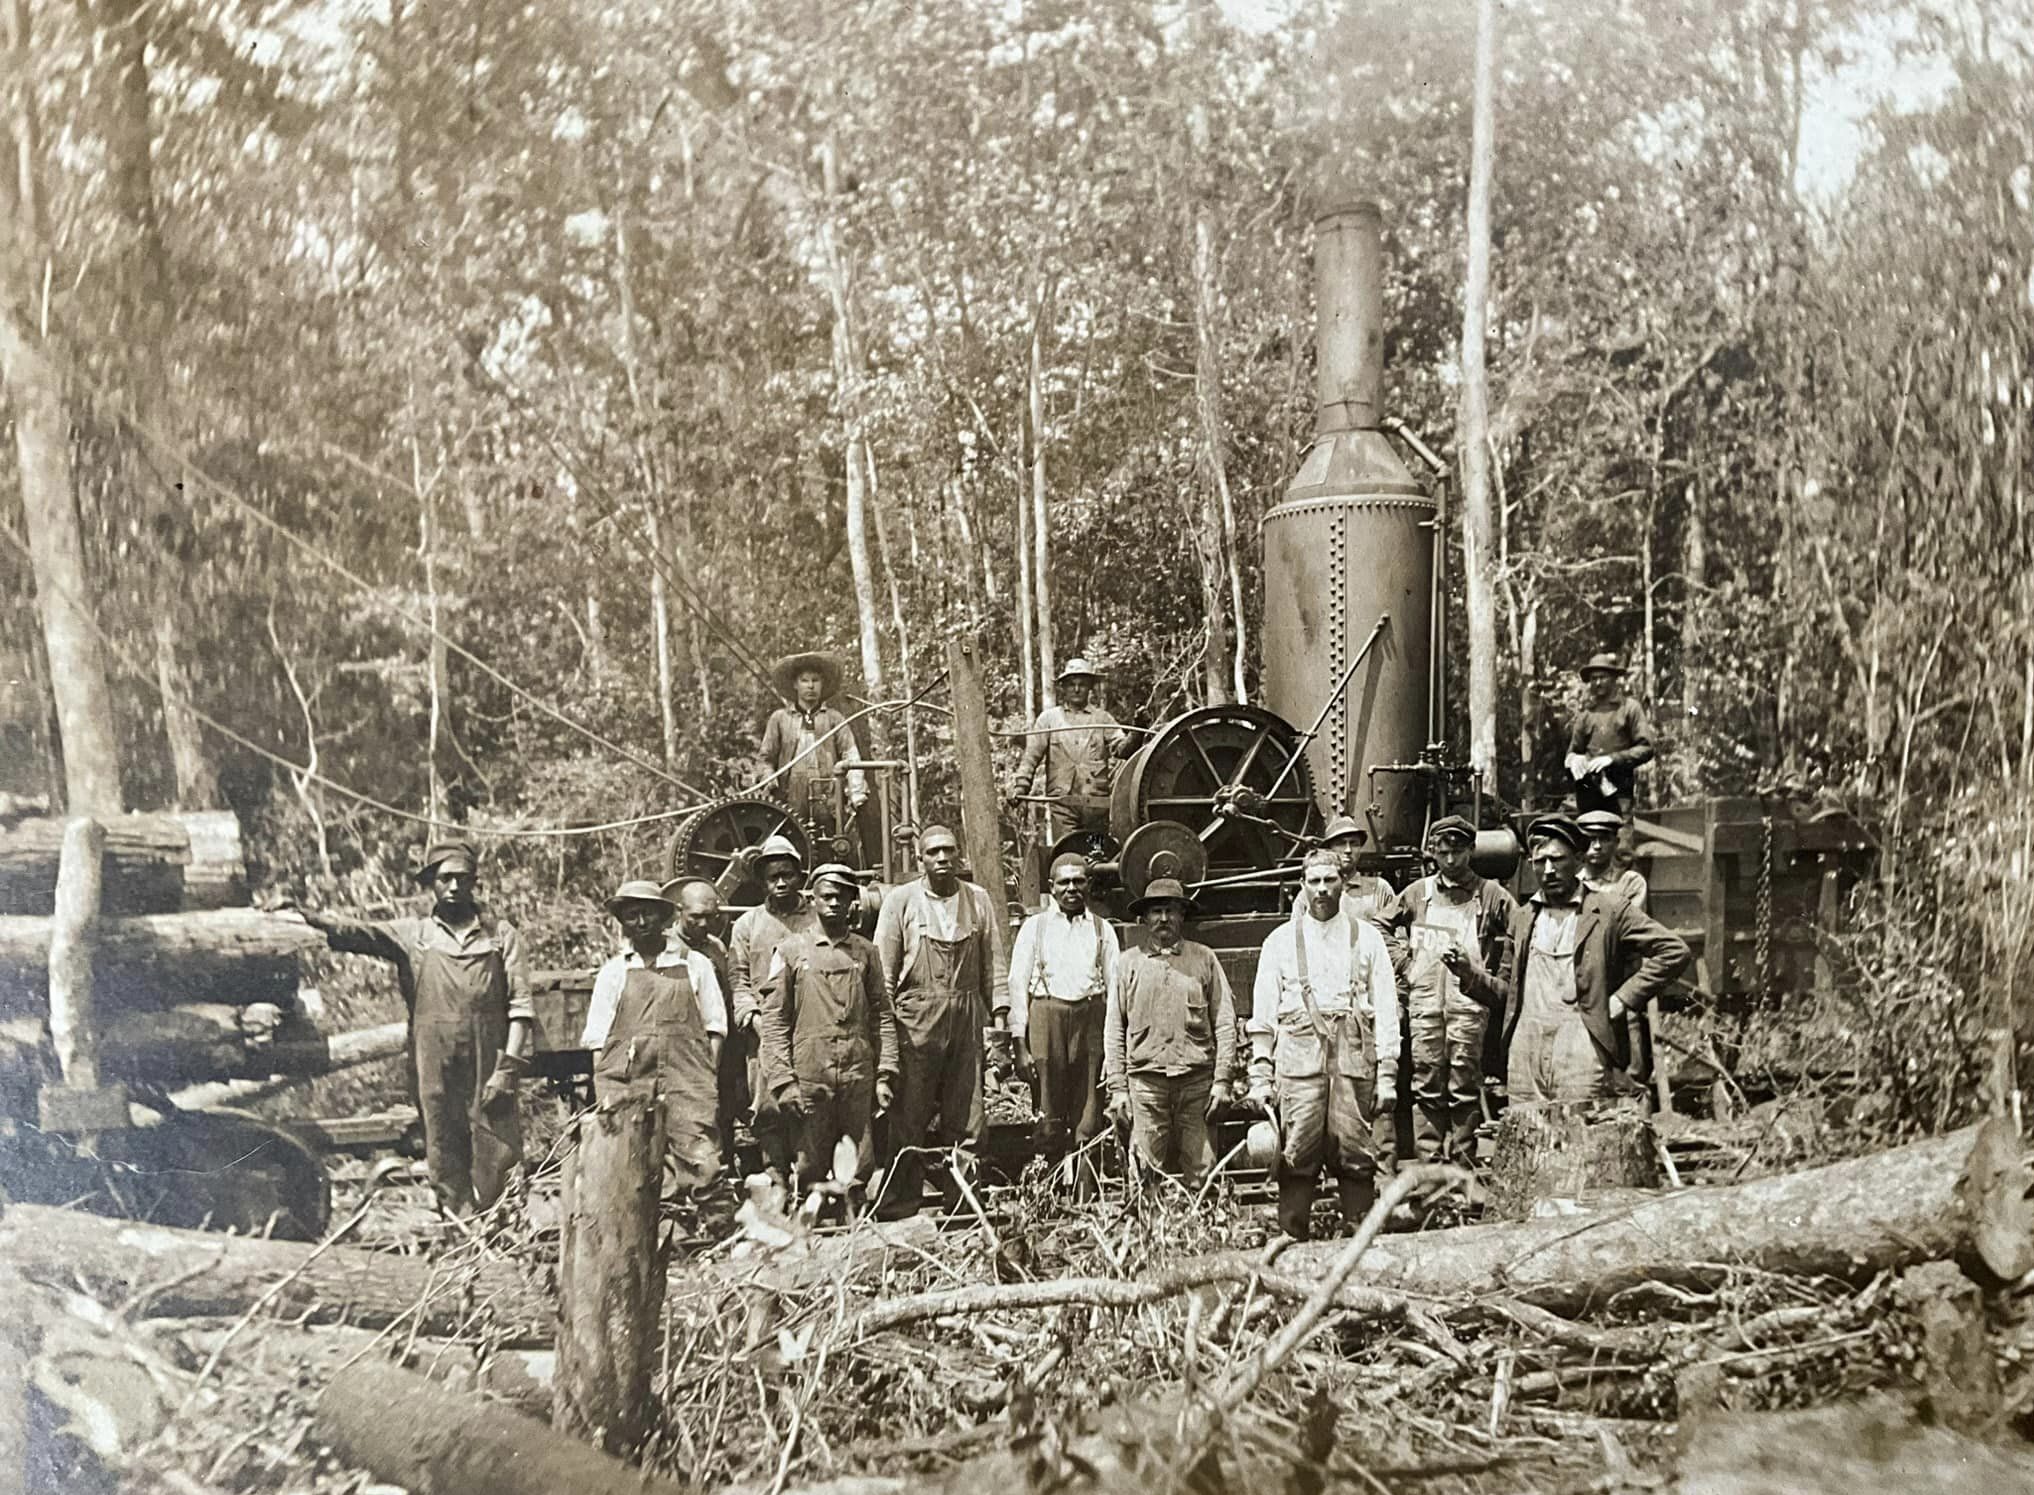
1377,874,1517,1009
1494,889,1689,1069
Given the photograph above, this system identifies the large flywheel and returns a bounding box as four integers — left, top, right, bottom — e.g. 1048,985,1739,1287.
665,798,817,905
1111,705,1319,913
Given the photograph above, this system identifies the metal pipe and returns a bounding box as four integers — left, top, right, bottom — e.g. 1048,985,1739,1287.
1311,201,1386,436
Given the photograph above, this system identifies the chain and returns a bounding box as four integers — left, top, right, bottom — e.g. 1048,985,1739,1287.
1755,813,1775,995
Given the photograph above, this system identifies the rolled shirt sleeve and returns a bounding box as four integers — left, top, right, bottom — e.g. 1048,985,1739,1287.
1006,915,1040,1040
1209,954,1238,1084
687,947,729,1036
1361,921,1399,1091
581,955,628,1050
498,923,533,1023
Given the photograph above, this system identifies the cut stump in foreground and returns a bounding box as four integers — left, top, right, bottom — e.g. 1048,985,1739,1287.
1484,1098,1660,1221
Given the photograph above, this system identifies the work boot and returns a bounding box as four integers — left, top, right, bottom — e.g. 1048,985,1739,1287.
1335,1165,1378,1230
1276,1174,1317,1241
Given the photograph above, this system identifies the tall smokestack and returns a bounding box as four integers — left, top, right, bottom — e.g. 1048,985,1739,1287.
1258,200,1434,851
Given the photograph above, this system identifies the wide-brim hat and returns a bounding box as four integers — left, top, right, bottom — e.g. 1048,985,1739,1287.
752,833,805,872
604,878,676,917
1129,876,1199,918
770,651,844,700
1575,810,1625,835
414,839,479,886
1524,814,1588,852
1427,815,1477,847
1056,657,1103,684
1579,653,1627,679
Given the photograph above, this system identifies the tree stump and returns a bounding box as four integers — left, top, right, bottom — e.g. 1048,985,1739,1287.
554,1092,666,1456
1485,1100,1660,1221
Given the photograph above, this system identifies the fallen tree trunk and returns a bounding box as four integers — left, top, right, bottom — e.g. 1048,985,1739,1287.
1257,1122,2005,1314
176,1320,554,1418
0,907,314,1013
1,999,331,1084
0,1204,551,1343
316,1360,689,1495
0,811,244,916
161,1019,409,1111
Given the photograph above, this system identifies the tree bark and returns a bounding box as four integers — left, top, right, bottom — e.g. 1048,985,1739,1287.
947,640,1012,1002
1028,285,1057,704
1484,1102,1661,1221
1013,414,1037,725
0,907,319,1013
2,0,123,819
0,809,240,914
161,1018,408,1110
0,1204,551,1340
2,998,334,1084
317,1360,689,1495
648,511,678,766
554,1095,666,1455
1192,208,1248,707
1457,0,1500,789
180,1320,554,1419
46,817,106,1088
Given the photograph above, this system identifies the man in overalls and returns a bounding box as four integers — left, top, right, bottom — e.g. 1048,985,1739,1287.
759,863,898,1199
1250,850,1400,1240
727,834,815,1183
1006,851,1121,1168
1102,878,1238,1188
872,824,1005,1218
293,839,532,1218
582,879,728,1203
669,877,743,1171
1377,817,1515,1163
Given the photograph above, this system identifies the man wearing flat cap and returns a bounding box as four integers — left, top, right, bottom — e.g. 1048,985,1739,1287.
1492,815,1688,1106
1104,879,1238,1189
290,839,531,1217
1565,654,1655,817
1009,658,1131,840
727,834,816,1182
760,651,870,842
584,880,730,1199
1007,852,1121,1168
759,863,898,1198
1378,817,1517,1163
873,824,1007,1217
1250,850,1399,1238
1577,810,1648,911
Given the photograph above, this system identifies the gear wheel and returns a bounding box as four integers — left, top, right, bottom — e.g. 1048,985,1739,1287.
665,798,820,905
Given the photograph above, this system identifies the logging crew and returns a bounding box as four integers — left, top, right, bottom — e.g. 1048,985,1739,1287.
760,652,869,836
1008,658,1132,839
1578,810,1648,910
1251,850,1399,1239
727,834,816,1181
582,880,728,1197
1377,817,1515,1164
1319,814,1396,920
1495,816,1688,1106
1565,655,1655,817
873,824,1005,1218
759,862,899,1197
671,878,744,1171
290,839,531,1218
1006,852,1121,1165
1104,879,1239,1188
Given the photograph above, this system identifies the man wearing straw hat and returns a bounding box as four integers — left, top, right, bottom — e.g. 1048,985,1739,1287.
1009,657,1131,839
1565,653,1655,818
1103,878,1238,1189
583,879,729,1199
291,838,532,1217
760,651,869,841
1249,849,1399,1239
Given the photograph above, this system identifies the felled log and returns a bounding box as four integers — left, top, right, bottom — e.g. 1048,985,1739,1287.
316,1360,689,1495
1222,1122,2012,1316
0,1205,551,1343
1484,1101,1660,1220
1670,1396,2034,1495
176,1320,554,1418
0,811,244,916
0,908,316,1014
163,1019,409,1111
0,997,337,1086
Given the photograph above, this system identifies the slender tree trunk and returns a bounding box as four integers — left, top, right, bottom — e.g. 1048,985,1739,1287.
1014,420,1037,724
1682,457,1706,748
586,595,608,684
1457,0,1500,790
410,412,447,825
1028,286,1056,707
2,0,123,816
1521,597,1540,808
867,448,916,826
648,512,677,766
1191,200,1246,705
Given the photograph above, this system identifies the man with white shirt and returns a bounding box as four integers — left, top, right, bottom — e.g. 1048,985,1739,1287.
872,824,1007,1217
582,879,729,1199
1007,852,1120,1165
1493,816,1688,1106
1250,850,1400,1240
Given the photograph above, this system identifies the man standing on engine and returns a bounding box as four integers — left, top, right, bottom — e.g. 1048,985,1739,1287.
1250,850,1399,1240
289,839,531,1218
1377,817,1514,1163
760,651,870,843
1566,654,1655,817
1008,658,1132,839
873,824,1005,1217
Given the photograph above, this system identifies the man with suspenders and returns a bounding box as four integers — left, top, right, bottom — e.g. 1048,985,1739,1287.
1006,852,1121,1168
873,824,1007,1217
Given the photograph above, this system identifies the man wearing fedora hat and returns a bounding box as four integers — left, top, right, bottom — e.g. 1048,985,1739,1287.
1377,817,1517,1164
1250,850,1399,1238
761,651,870,840
873,824,1006,1217
1492,815,1688,1106
1103,879,1238,1189
1318,814,1396,921
1009,658,1131,840
1565,654,1655,818
728,834,816,1182
584,879,730,1199
289,839,532,1217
